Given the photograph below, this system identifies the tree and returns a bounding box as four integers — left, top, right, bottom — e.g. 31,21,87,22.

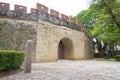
90,0,120,28
75,0,120,58
89,0,120,54
75,8,94,30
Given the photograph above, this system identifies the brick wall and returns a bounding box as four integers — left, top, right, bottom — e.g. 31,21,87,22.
50,9,59,18
70,18,76,24
36,3,48,13
31,8,36,14
61,13,69,22
0,2,9,10
14,4,27,13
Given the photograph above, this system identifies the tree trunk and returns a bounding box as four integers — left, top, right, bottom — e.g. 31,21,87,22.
109,44,114,58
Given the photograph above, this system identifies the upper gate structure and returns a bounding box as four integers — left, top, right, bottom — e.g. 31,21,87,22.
0,2,93,62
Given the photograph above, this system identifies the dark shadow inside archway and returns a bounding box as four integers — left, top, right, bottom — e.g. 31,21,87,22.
58,38,73,59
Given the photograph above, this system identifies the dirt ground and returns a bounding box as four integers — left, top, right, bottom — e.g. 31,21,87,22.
1,60,120,80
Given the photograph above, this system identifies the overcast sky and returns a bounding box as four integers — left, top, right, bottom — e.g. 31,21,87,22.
0,0,90,16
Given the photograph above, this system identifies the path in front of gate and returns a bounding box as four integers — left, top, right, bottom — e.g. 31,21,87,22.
1,60,120,80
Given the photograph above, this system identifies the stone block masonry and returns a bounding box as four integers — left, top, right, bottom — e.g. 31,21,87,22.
0,18,37,62
35,20,86,62
0,2,93,62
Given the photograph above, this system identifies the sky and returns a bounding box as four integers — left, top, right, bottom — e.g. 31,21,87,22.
0,0,90,16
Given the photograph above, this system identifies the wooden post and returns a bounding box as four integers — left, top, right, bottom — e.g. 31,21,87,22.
24,40,33,73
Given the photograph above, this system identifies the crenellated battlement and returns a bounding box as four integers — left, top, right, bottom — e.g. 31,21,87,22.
36,3,48,14
0,2,84,31
0,2,10,10
14,4,27,13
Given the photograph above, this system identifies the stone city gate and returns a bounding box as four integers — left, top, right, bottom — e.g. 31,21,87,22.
58,38,73,59
0,2,93,62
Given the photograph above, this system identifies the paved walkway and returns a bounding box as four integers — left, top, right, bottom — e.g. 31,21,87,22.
1,60,120,80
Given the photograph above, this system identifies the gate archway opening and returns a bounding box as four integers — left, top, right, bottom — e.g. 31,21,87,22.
58,38,73,59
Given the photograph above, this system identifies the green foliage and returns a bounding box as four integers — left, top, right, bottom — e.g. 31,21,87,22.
90,23,120,44
0,50,25,71
91,0,120,28
114,55,120,61
89,0,120,45
75,0,120,45
75,9,94,30
75,0,120,54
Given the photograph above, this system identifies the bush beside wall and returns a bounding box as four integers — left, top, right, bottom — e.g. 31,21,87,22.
0,50,25,71
115,55,120,62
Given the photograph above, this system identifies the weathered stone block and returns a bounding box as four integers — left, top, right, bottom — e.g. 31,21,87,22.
61,20,70,28
37,10,49,21
0,9,7,16
27,13,37,20
49,15,61,25
14,11,27,19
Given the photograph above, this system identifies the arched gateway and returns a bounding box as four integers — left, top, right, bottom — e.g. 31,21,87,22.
58,38,73,59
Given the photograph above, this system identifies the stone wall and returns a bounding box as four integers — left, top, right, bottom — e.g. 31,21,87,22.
0,18,92,62
0,2,93,62
84,37,94,59
35,20,86,62
0,18,37,61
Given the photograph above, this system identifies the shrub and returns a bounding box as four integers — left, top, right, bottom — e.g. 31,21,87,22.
0,50,25,71
114,55,120,62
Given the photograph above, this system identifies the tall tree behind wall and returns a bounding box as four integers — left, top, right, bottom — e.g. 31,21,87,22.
75,0,120,57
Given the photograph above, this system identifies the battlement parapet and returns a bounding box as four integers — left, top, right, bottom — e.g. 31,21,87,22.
0,2,83,31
